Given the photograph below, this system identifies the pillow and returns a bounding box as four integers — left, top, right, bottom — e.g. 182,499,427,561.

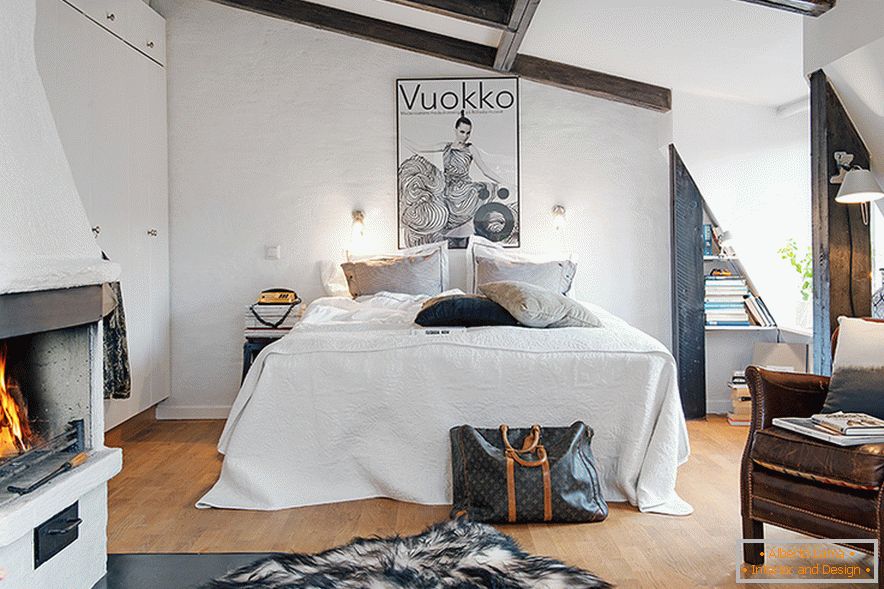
479,281,602,328
415,294,519,327
822,318,884,419
320,260,350,297
352,241,449,291
466,235,576,294
475,256,576,295
341,249,446,297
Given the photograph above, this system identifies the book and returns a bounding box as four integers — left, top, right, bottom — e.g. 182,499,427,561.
772,417,884,446
728,413,751,426
703,224,714,257
754,297,776,327
811,412,884,436
744,296,768,327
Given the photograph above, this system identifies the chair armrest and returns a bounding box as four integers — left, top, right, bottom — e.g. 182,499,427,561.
745,365,830,431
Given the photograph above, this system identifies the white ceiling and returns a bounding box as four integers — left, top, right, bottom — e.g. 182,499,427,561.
306,0,809,106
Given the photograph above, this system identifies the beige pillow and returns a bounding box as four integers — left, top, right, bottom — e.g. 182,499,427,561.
475,256,576,295
466,235,577,294
341,249,446,297
479,281,602,328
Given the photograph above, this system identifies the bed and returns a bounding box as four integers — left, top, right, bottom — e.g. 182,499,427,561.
197,292,692,515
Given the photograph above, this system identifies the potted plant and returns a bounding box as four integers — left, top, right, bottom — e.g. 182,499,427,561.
778,239,813,328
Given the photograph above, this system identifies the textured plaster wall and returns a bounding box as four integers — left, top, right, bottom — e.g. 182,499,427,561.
152,0,672,416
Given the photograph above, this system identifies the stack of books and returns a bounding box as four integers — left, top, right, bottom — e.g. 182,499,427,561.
705,276,750,326
773,412,884,446
727,371,751,426
244,303,302,338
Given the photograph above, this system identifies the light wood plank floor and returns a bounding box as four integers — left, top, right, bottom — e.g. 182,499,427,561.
107,417,874,588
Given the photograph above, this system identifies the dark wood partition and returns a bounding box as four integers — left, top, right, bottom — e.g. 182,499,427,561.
810,71,872,374
670,145,706,419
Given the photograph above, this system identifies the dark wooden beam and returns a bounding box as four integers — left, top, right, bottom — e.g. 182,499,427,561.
209,0,671,112
381,0,513,29
734,0,835,16
212,0,496,67
810,69,872,374
494,0,540,72
669,145,707,419
512,55,671,112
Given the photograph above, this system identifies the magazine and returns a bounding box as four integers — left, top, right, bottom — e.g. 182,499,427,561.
811,412,884,436
773,417,884,446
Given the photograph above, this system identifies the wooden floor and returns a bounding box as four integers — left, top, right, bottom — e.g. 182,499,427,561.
107,417,875,588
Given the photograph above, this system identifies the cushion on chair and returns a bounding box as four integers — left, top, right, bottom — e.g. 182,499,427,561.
751,427,884,490
823,318,884,419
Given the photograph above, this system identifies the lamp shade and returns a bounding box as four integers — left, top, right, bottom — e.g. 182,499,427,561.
835,169,884,204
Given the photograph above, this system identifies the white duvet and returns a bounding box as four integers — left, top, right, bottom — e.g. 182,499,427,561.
198,292,692,515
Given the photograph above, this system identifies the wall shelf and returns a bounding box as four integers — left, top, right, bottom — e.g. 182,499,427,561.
705,325,778,332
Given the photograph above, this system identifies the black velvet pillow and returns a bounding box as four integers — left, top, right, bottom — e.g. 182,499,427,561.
415,294,519,327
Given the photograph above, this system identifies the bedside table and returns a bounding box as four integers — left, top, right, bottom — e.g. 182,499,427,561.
241,336,281,383
242,302,304,382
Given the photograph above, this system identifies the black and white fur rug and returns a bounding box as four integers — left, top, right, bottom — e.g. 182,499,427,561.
204,518,611,588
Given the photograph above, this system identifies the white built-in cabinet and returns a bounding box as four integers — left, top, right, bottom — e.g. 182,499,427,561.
35,0,169,430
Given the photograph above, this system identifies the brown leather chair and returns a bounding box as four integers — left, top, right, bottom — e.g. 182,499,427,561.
741,321,884,585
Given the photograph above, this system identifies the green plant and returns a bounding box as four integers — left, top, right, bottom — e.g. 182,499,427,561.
778,239,813,301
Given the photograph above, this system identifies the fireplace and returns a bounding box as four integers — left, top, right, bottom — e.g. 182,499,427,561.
0,327,91,504
0,286,122,587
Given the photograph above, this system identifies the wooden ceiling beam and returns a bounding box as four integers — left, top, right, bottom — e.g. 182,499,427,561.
381,0,513,29
212,0,497,67
209,0,671,112
733,0,835,16
494,0,540,71
512,55,671,112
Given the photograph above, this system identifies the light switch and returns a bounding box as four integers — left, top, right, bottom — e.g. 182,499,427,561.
265,245,281,260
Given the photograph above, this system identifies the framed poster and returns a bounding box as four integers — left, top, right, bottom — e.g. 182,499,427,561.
396,77,520,249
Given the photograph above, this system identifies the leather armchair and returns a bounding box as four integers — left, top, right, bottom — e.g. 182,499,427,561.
741,356,884,585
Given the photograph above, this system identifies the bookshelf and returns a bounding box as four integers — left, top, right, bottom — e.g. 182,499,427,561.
701,199,779,415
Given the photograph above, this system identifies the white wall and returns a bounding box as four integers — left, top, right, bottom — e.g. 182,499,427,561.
151,0,672,417
673,91,812,330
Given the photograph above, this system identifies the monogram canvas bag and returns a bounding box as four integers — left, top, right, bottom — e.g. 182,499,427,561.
450,422,608,523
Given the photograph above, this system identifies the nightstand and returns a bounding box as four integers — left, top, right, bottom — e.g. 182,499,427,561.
241,336,282,383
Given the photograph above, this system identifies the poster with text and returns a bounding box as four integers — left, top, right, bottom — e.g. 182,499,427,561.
397,77,520,249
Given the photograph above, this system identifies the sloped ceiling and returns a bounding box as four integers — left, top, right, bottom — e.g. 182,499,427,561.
825,37,884,180
305,0,808,107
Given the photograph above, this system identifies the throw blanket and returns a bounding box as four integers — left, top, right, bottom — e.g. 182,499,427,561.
199,294,692,515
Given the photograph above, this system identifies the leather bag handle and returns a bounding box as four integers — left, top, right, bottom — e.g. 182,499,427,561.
500,424,541,455
501,424,552,523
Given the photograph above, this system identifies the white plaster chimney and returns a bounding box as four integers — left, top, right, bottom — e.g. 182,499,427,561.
0,0,119,293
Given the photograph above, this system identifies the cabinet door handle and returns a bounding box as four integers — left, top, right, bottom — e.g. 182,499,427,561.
106,12,115,21
92,225,101,237
147,229,158,237
147,41,155,48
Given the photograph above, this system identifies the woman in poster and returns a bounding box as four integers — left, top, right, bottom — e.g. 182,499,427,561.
399,111,512,248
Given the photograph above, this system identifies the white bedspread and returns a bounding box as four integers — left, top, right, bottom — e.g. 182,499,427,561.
198,293,692,515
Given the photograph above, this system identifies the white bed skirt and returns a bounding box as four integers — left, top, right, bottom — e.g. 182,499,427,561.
198,298,692,516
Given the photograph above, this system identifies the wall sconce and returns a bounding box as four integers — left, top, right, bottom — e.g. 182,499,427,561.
351,210,365,241
551,205,566,230
831,151,884,225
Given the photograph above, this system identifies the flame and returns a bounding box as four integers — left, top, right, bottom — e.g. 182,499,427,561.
0,345,32,457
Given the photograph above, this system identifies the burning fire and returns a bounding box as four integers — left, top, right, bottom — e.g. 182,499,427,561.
0,345,32,457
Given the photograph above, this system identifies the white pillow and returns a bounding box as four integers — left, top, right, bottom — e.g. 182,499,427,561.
466,235,576,294
352,241,449,291
320,261,351,297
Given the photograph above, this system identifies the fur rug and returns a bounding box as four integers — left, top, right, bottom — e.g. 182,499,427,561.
204,518,610,588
